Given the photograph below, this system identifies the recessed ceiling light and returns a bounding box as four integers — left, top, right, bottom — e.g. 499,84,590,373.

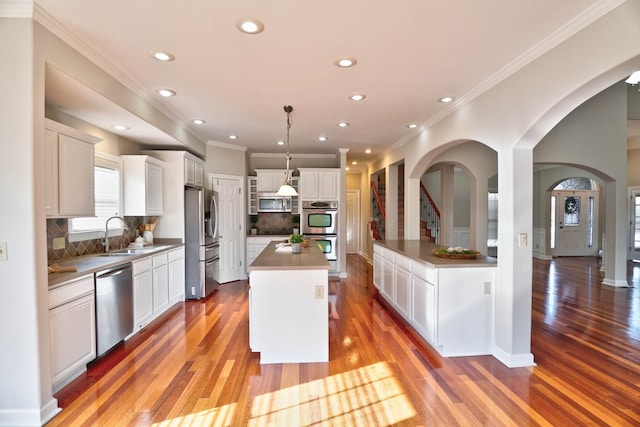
337,122,350,128
365,149,371,154
151,51,175,62
318,136,328,142
236,18,264,34
192,119,206,125
228,135,238,140
276,140,285,146
351,161,357,165
156,88,176,97
346,167,350,171
439,96,454,103
407,124,418,129
349,94,366,101
112,124,129,131
335,57,357,68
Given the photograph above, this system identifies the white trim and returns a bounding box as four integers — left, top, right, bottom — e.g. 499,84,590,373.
602,278,630,287
206,140,248,151
249,152,338,159
492,346,536,368
0,397,61,427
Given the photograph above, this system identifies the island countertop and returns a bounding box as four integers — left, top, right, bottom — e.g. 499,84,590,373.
375,240,497,267
249,241,330,271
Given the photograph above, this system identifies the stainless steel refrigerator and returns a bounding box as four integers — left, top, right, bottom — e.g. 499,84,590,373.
184,186,219,299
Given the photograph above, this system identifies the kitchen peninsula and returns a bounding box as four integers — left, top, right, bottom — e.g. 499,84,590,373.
373,240,497,358
248,240,330,364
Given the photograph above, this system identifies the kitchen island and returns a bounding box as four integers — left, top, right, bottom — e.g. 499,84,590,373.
248,241,331,364
373,240,497,358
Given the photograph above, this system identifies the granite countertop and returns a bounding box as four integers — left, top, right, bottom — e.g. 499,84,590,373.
48,240,184,288
249,241,330,271
375,240,497,268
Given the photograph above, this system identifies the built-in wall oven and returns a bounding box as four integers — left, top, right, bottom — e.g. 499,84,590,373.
302,201,338,264
306,235,337,261
301,201,338,235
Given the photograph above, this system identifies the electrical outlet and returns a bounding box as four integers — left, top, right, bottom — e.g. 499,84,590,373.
315,285,324,299
484,282,491,295
191,286,196,296
0,242,7,261
53,237,65,250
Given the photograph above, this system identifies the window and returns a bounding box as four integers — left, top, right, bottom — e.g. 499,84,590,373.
68,153,123,242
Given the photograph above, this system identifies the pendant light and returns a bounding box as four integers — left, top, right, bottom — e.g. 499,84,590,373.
277,105,298,196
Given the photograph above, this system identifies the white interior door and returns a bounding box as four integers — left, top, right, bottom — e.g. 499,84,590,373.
553,190,598,256
212,176,244,283
346,190,360,254
630,187,640,260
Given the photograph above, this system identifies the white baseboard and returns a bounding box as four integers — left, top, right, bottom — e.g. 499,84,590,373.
492,346,536,368
0,398,61,427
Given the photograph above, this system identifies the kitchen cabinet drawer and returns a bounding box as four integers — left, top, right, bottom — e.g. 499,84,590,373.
412,260,436,284
133,257,153,275
152,252,168,267
168,246,185,262
49,275,94,309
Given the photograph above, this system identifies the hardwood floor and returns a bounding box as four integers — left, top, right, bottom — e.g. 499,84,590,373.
48,255,640,426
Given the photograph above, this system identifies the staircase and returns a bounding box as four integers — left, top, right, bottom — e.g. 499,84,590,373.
420,182,440,244
370,178,385,240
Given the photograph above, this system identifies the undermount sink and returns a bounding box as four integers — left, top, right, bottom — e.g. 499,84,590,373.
98,246,170,257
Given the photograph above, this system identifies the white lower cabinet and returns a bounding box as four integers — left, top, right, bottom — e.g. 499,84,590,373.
49,275,96,392
152,252,169,314
168,247,185,304
133,257,154,332
373,243,495,357
132,247,184,333
247,236,281,274
411,274,436,343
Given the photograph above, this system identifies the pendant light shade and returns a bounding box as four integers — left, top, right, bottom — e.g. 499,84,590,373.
277,105,298,196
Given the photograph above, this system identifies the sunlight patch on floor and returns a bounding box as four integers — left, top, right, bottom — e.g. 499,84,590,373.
151,362,415,426
249,361,416,426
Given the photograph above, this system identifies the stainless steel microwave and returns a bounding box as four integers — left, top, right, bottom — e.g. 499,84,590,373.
257,193,292,212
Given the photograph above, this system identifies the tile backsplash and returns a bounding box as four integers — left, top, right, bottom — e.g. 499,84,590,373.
249,212,297,235
47,217,145,262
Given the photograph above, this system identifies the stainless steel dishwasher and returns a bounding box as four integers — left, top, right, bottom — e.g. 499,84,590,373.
95,263,133,357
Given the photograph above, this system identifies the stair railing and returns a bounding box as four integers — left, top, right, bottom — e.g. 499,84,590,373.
370,180,386,220
420,181,440,244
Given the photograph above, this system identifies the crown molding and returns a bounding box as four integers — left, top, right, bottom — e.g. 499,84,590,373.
249,152,337,159
207,140,248,152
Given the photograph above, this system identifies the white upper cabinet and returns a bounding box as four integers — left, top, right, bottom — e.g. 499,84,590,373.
122,155,164,216
184,155,204,188
298,168,339,200
44,119,101,218
256,169,291,193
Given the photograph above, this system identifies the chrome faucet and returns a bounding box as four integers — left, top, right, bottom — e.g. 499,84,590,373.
103,216,128,253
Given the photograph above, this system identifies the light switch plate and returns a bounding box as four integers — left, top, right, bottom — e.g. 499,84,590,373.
314,285,324,299
0,242,7,261
53,237,65,250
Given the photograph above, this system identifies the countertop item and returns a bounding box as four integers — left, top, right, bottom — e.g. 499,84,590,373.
249,241,330,271
374,240,497,267
48,240,183,288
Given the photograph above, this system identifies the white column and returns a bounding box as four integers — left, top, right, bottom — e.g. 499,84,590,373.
440,165,454,246
602,180,628,286
493,146,535,367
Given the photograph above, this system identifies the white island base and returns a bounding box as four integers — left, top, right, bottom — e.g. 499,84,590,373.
250,269,328,364
248,241,330,364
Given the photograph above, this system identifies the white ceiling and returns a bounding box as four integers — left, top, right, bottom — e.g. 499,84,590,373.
36,0,632,168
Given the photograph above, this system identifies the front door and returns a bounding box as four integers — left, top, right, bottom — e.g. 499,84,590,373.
552,190,598,256
212,175,244,283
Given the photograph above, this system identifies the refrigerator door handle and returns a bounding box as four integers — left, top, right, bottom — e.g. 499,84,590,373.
211,191,219,239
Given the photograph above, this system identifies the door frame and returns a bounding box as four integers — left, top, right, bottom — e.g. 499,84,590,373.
629,186,640,261
346,189,360,255
209,173,245,283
